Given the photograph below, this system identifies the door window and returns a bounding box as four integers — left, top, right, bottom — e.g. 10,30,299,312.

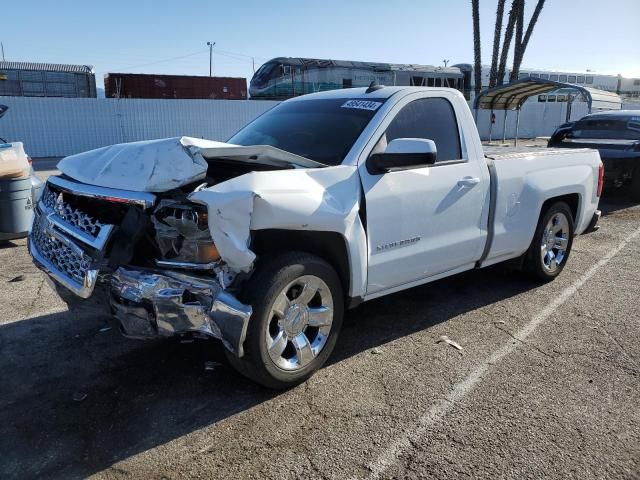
381,97,463,161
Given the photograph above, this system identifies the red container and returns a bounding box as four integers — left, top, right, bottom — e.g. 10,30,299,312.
104,73,247,100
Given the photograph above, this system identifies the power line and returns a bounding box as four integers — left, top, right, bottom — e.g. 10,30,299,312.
215,48,262,59
111,49,208,72
101,46,269,77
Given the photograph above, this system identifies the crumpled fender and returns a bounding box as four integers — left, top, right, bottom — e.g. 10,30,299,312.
189,165,368,298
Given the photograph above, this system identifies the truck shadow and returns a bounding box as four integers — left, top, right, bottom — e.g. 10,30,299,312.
0,265,536,479
599,188,638,216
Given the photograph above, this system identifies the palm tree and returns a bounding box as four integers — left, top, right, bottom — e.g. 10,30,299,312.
510,0,546,81
472,0,482,96
472,0,547,90
510,0,525,81
496,0,520,86
489,0,507,87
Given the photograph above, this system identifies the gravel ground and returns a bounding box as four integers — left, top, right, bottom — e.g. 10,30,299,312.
0,190,638,480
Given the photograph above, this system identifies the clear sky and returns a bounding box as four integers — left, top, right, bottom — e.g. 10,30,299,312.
2,0,639,88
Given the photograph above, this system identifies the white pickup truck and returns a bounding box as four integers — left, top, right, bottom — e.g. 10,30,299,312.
29,86,602,388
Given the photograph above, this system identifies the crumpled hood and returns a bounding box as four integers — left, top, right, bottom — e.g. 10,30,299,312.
58,137,214,192
58,136,323,192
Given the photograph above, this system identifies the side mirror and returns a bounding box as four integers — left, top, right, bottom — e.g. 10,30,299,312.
0,105,8,119
367,138,437,174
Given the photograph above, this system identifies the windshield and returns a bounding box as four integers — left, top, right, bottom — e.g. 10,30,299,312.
227,98,385,165
251,62,279,87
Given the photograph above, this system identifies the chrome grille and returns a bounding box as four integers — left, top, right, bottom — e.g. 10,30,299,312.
31,211,92,284
42,186,104,237
30,176,151,299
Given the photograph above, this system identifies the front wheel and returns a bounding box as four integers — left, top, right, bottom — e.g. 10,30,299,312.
225,252,344,389
523,202,574,282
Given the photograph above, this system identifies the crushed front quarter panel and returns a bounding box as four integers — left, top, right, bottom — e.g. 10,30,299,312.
189,165,368,298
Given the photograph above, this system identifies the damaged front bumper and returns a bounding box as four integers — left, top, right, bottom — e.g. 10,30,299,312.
28,184,252,356
34,254,253,357
110,267,252,356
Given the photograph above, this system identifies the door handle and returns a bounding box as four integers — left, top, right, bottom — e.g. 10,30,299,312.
457,176,480,188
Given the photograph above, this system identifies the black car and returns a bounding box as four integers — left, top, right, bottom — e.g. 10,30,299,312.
548,110,640,200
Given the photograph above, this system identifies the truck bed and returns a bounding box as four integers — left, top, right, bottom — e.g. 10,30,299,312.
480,145,601,268
484,145,594,160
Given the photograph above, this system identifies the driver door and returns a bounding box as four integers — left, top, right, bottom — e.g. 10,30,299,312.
359,92,487,295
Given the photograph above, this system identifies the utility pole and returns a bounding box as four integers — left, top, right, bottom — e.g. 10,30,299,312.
1,42,5,62
207,41,215,77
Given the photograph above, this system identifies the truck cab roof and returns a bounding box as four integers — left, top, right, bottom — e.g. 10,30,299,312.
285,86,464,102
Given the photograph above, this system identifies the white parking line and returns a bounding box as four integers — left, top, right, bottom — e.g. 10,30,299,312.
361,226,640,480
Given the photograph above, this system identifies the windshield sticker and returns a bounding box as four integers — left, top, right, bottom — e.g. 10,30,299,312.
341,100,383,111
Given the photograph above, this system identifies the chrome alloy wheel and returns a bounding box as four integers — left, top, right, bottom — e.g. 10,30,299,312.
264,275,334,371
540,212,570,273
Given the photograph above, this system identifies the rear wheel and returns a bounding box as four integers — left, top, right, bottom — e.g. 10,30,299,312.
523,202,574,282
225,252,344,389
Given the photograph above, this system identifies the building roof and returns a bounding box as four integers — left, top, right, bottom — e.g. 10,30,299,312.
473,77,622,112
0,61,94,74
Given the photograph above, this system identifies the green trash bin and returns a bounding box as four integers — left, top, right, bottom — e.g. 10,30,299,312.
0,175,34,241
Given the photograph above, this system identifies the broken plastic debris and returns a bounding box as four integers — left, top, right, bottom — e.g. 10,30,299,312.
204,361,222,371
436,335,463,351
371,347,384,355
493,320,506,325
73,392,87,402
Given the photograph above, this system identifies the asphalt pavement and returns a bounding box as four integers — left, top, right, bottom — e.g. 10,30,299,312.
0,190,638,480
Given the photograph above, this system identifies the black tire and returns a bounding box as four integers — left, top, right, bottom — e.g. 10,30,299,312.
631,167,640,202
225,252,344,389
523,201,574,282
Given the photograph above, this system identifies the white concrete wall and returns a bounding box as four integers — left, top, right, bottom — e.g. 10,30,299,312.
0,95,638,157
0,96,279,158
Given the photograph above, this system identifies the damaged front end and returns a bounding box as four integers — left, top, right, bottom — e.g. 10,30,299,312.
29,174,253,357
111,268,251,355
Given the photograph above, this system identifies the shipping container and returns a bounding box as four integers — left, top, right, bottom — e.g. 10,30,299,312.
104,73,247,100
0,62,96,98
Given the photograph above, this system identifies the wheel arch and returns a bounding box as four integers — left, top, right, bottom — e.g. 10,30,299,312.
250,229,361,306
539,193,580,224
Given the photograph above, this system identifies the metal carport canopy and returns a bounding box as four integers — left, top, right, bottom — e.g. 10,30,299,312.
473,77,622,112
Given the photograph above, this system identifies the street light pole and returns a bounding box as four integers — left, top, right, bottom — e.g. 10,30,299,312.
207,41,215,77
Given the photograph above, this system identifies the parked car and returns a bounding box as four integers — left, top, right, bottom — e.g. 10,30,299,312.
29,86,602,388
548,110,640,200
0,105,43,242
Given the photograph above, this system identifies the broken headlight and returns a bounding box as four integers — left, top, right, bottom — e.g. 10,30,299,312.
152,201,220,265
